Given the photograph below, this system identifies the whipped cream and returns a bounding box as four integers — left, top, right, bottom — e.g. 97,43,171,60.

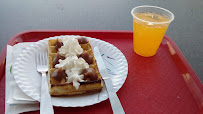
55,36,89,89
55,56,89,89
59,36,83,57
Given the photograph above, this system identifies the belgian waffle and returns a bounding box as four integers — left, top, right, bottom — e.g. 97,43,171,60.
48,37,103,96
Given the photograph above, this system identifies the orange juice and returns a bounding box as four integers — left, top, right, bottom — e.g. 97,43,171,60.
133,12,170,57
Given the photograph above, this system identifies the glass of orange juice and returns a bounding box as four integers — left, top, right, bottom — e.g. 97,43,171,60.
131,6,174,57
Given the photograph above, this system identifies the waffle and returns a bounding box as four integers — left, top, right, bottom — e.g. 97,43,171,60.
48,37,103,96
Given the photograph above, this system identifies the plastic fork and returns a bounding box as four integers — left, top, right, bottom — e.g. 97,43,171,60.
36,52,54,114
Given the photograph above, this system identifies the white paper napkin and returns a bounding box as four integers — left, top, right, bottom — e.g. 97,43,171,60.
5,43,39,114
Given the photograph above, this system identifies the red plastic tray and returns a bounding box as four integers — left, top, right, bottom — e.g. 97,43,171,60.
1,30,203,114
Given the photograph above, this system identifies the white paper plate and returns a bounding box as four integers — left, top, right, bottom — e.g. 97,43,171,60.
13,35,128,107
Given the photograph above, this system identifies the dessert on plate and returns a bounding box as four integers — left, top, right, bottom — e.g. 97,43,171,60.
48,36,103,96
